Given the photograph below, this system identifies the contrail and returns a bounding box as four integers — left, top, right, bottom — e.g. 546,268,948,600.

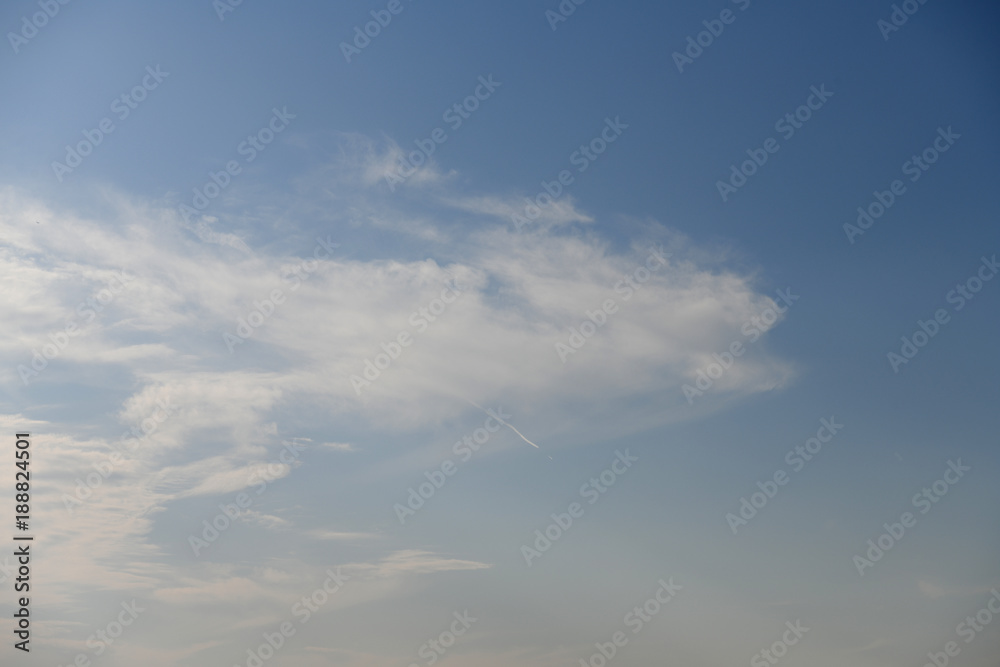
463,398,542,450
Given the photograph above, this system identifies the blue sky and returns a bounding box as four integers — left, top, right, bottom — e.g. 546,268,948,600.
0,0,998,666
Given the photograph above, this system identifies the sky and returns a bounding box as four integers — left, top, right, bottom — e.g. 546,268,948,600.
0,0,998,666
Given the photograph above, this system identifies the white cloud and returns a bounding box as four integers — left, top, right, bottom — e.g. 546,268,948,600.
0,137,798,660
441,193,594,227
305,529,380,541
345,550,492,578
319,441,356,451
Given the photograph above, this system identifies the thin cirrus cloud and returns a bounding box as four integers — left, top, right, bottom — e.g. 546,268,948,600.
4,135,795,438
0,134,795,664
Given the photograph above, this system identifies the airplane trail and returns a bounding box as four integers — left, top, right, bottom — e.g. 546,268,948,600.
463,398,542,450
